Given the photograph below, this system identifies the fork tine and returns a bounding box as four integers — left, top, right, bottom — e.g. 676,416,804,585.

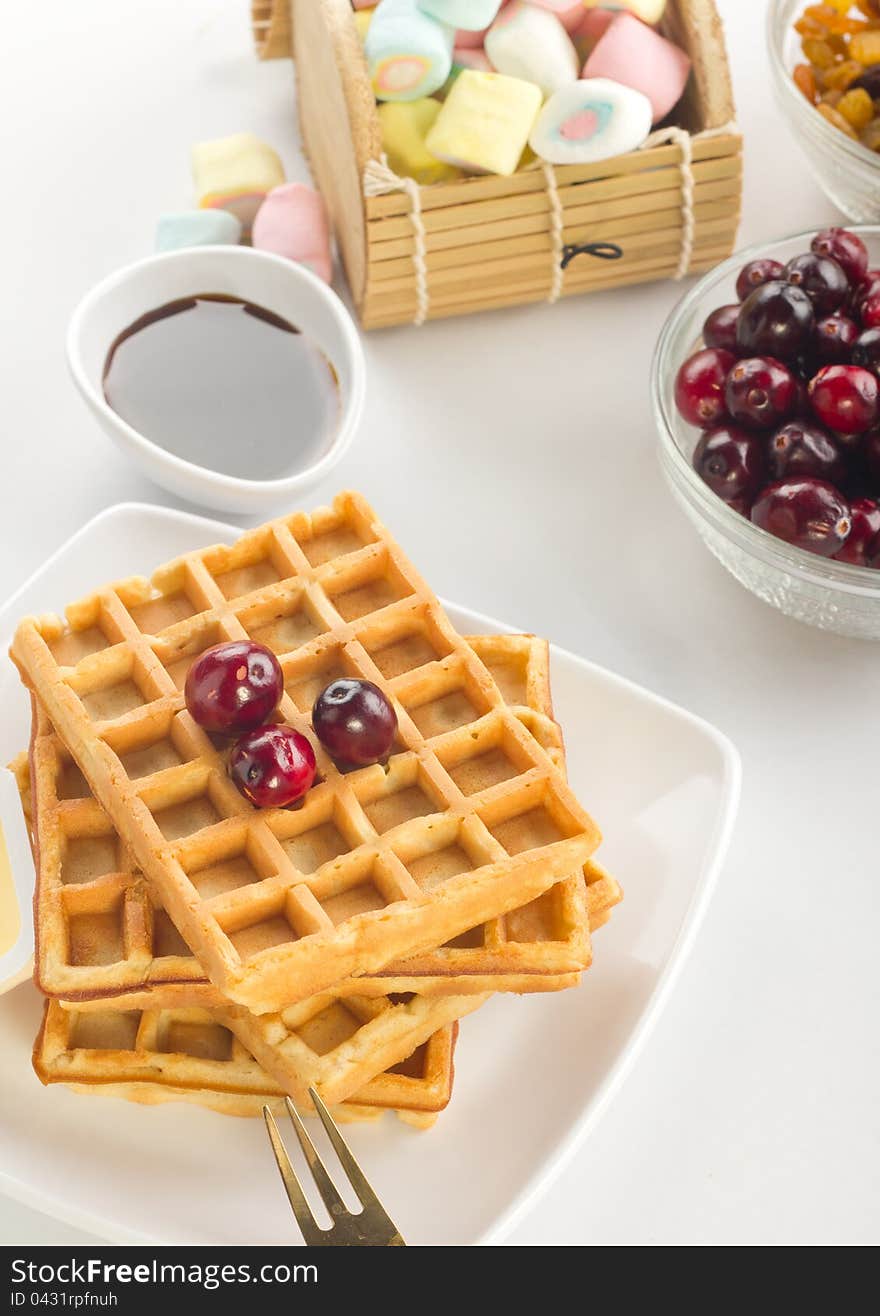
282,1096,350,1220
307,1086,395,1220
262,1104,322,1245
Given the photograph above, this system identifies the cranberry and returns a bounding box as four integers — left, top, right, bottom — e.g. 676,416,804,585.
674,348,734,427
811,227,868,285
724,356,797,429
768,420,845,483
864,427,880,482
692,425,766,514
814,313,859,364
702,304,740,353
860,292,880,329
312,679,397,767
834,496,880,566
736,281,815,362
784,252,848,313
851,327,880,377
809,364,879,435
858,271,880,304
185,641,283,736
751,479,852,557
735,258,785,302
229,724,316,808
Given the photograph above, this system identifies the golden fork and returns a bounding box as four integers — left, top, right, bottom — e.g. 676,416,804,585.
263,1089,406,1246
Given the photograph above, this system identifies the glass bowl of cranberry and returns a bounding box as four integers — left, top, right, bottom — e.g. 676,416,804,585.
768,0,880,223
652,224,880,638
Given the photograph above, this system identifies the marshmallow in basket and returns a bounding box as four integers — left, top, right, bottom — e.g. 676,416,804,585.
530,78,652,164
581,0,667,22
366,0,455,100
583,12,691,123
485,1,579,98
427,69,541,176
417,0,503,28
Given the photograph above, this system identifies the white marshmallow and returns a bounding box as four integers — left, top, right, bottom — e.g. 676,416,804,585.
529,77,652,164
366,0,454,101
485,1,579,99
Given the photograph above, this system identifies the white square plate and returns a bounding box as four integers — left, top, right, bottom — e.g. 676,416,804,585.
0,504,739,1246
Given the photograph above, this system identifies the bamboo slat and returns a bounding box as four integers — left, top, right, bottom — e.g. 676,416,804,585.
365,156,742,245
366,200,739,283
361,259,724,330
362,237,738,316
251,0,291,61
364,134,742,221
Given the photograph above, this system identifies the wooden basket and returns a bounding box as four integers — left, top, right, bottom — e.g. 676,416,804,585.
252,0,742,330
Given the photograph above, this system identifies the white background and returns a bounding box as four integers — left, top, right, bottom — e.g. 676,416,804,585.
1,0,877,1246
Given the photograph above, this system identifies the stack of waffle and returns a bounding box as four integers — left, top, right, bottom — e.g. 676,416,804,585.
10,492,620,1128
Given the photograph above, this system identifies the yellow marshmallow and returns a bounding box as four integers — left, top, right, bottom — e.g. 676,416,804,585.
191,132,285,231
378,99,461,184
354,8,375,40
425,70,542,177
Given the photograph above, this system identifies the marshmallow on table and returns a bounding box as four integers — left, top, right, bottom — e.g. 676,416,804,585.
426,68,542,176
365,0,454,101
191,132,284,234
583,11,691,123
156,210,243,252
378,98,462,183
485,1,579,99
582,0,667,25
417,0,502,29
529,77,652,163
251,183,333,284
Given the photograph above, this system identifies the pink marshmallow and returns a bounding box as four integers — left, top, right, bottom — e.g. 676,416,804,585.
578,9,616,41
251,182,332,284
456,26,490,48
582,12,691,123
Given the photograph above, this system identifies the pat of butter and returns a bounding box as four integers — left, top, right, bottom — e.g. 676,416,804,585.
0,767,34,993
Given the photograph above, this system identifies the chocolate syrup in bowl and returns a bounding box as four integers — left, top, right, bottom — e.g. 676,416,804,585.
102,295,339,481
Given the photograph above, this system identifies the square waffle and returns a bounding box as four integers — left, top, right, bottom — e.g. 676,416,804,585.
34,1000,456,1126
11,493,603,1013
21,634,619,1006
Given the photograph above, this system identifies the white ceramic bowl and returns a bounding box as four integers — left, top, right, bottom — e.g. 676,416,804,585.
768,0,880,222
67,247,366,515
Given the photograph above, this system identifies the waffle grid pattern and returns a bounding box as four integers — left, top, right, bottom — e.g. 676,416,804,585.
24,635,619,1005
34,1001,457,1125
12,493,602,1012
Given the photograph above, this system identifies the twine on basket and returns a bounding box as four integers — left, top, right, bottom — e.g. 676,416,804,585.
541,120,739,298
364,156,430,326
364,122,739,322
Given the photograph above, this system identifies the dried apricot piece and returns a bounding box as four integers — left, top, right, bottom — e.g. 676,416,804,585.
838,84,875,124
822,59,866,89
794,62,819,102
803,35,838,66
818,100,861,135
851,29,880,60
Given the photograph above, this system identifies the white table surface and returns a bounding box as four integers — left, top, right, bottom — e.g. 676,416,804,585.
1,0,877,1248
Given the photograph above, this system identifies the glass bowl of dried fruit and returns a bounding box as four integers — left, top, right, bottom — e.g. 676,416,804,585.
653,224,880,639
769,0,880,221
